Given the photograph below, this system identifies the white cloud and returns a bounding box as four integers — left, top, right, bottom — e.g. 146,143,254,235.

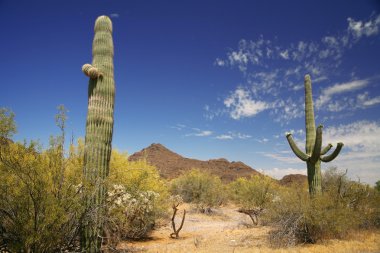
216,134,233,140
313,76,328,83
323,36,339,47
224,87,270,119
171,123,186,130
348,14,380,39
212,14,380,123
280,50,289,59
255,138,269,143
324,120,380,152
214,58,226,67
357,92,380,107
215,132,252,140
184,127,213,137
271,98,304,123
236,132,252,139
316,79,368,109
322,120,380,185
292,84,303,91
194,130,213,137
228,50,249,72
110,13,119,18
248,71,280,95
363,96,380,106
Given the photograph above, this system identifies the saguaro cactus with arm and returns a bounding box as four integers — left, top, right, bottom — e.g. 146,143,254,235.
81,15,115,252
286,75,343,196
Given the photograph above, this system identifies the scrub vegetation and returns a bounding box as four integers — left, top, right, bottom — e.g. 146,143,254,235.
0,14,379,253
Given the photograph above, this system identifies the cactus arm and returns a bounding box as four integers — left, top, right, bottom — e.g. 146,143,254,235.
321,143,333,155
310,125,323,163
321,142,344,162
82,63,103,79
286,133,309,161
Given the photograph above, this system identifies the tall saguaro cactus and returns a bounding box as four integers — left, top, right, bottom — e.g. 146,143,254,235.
81,15,115,252
286,75,343,196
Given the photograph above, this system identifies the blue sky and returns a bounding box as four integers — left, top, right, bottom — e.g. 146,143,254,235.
1,0,379,184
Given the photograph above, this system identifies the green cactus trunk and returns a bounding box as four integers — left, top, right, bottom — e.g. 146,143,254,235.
307,160,322,196
286,75,343,197
304,75,322,195
304,75,316,155
81,15,115,252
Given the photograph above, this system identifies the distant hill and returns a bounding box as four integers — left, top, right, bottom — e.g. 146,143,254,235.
279,174,308,187
128,143,260,183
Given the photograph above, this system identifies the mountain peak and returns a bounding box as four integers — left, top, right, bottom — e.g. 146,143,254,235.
129,143,260,182
146,143,172,151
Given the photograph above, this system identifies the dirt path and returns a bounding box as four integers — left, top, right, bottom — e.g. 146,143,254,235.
118,204,270,252
118,205,380,253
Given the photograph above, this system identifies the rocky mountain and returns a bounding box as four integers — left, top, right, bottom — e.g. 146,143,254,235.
279,174,308,186
128,143,260,183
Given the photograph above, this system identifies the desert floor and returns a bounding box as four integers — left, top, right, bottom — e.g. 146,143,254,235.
118,204,380,253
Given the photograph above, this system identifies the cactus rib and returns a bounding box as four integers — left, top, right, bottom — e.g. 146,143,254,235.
81,15,115,252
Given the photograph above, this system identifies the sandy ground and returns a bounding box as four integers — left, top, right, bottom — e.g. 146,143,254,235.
117,204,380,253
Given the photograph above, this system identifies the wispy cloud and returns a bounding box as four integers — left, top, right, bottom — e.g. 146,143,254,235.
260,120,380,184
224,87,270,119
315,79,369,109
357,92,380,107
255,138,269,143
214,58,226,67
271,97,304,123
110,13,120,18
348,14,380,39
171,124,213,137
186,129,213,137
216,134,233,140
322,120,380,184
212,14,380,122
170,123,186,130
215,131,252,140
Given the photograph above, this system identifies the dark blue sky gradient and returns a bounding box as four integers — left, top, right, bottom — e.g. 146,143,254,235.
1,0,379,184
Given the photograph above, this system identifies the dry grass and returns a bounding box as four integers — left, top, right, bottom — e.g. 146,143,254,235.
117,205,380,253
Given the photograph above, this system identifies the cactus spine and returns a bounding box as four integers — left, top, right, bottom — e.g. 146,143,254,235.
286,75,343,196
81,16,115,252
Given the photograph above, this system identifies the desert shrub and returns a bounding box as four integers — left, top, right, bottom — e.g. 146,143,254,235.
0,107,83,252
322,167,380,229
104,150,169,241
228,175,276,225
0,108,16,139
376,180,380,192
267,168,380,247
106,185,160,240
0,106,170,251
170,169,226,213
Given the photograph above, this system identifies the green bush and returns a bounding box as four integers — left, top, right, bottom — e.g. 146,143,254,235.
267,168,380,247
104,151,169,241
0,133,83,251
106,185,160,240
0,107,170,251
229,175,276,225
170,169,226,213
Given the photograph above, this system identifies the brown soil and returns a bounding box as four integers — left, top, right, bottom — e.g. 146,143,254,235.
118,204,271,252
117,205,380,253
